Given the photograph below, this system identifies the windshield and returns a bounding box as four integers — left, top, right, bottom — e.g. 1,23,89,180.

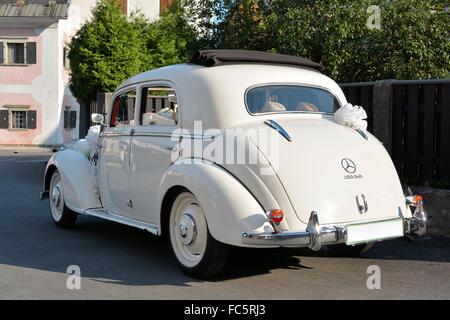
246,85,339,114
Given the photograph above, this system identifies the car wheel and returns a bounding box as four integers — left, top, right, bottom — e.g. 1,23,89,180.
322,242,375,257
49,170,77,228
168,191,229,278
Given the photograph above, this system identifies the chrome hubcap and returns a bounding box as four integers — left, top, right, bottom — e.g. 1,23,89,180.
52,185,61,207
178,214,197,246
50,173,63,221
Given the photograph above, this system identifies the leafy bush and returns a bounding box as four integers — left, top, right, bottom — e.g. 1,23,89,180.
185,0,449,83
68,0,197,102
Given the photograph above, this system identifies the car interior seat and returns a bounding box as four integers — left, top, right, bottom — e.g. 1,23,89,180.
260,101,286,113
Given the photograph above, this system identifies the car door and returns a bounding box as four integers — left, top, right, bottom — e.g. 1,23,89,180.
128,83,181,224
98,87,137,218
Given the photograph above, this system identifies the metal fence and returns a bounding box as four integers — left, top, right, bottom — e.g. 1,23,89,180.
341,79,450,185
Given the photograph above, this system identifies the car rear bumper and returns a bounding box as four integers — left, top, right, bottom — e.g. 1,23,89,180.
242,210,426,250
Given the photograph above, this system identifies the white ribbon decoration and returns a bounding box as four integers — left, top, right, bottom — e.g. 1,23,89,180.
333,103,368,132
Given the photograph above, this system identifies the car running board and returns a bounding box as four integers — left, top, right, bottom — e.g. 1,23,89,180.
84,209,159,235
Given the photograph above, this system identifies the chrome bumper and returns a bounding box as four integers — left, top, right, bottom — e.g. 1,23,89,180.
242,211,427,250
404,215,427,237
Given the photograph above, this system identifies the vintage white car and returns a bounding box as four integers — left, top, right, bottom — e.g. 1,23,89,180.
41,50,426,278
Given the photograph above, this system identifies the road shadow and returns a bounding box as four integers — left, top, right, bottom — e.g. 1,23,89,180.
215,247,314,281
280,236,450,262
0,155,197,287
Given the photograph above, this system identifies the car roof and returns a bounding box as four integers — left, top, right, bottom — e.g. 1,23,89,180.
189,50,325,73
116,63,347,130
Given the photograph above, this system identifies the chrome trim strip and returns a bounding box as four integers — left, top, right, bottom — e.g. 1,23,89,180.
182,133,218,140
264,119,292,142
124,131,218,140
133,132,174,138
84,209,158,235
103,132,132,137
356,128,368,140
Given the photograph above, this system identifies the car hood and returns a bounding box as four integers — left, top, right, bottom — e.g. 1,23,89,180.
250,117,407,225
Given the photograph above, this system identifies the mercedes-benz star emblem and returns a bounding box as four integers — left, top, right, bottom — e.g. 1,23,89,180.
341,158,356,173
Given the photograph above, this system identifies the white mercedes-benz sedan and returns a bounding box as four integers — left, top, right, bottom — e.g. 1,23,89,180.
41,50,426,278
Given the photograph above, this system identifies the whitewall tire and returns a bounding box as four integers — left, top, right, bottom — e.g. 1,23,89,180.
168,190,229,278
49,170,77,228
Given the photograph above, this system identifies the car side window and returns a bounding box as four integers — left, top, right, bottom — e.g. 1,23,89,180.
110,90,136,127
140,87,178,126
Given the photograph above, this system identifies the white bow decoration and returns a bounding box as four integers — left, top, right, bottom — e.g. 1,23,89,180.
333,103,368,132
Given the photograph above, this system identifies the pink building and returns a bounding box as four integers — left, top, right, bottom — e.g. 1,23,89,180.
0,0,163,147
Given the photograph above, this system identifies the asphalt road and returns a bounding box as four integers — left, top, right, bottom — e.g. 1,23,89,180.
0,153,449,300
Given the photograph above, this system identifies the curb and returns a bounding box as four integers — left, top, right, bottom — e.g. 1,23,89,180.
0,145,60,154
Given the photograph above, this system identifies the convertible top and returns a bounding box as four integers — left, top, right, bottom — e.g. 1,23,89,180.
190,49,325,73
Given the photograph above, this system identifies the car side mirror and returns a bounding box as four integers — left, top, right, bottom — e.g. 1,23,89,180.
168,92,177,103
91,113,104,124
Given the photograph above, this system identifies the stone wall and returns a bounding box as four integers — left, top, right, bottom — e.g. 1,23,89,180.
406,185,450,236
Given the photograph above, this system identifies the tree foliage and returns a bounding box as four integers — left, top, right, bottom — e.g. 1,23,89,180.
69,0,449,101
68,0,197,102
185,0,449,82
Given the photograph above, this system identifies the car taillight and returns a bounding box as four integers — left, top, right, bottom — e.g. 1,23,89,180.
267,209,284,225
413,195,423,204
407,195,423,207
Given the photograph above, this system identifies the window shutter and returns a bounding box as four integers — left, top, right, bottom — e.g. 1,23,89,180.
64,110,69,129
0,110,8,129
26,42,36,64
120,0,127,14
70,110,76,128
27,110,36,129
0,42,3,64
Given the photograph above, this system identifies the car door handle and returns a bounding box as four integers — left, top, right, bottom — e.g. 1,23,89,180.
163,145,176,151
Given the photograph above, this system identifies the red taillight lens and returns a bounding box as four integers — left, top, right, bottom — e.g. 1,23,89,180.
268,209,284,225
407,195,424,207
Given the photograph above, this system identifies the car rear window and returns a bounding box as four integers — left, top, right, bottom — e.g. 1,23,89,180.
246,85,339,114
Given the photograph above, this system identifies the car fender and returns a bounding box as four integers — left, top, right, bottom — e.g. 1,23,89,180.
157,159,275,247
44,149,101,213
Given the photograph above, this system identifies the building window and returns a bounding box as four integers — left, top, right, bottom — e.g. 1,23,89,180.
63,46,70,69
119,0,127,14
11,110,27,129
0,106,36,130
64,108,77,130
0,40,36,65
160,0,173,13
8,43,24,64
